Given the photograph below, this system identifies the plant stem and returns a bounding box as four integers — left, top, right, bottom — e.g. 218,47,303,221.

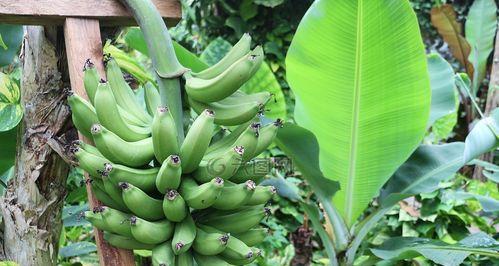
322,201,350,253
119,0,185,143
344,207,392,265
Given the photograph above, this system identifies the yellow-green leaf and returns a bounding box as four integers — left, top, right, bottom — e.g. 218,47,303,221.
286,0,430,225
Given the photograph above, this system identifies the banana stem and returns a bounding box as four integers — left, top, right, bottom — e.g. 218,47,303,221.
119,0,185,142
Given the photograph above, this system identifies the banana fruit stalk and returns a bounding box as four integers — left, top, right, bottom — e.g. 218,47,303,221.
73,32,280,265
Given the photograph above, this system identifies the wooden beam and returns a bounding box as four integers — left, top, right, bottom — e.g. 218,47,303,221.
0,0,180,26
64,18,135,266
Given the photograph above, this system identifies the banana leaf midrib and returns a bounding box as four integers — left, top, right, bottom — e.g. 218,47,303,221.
345,0,364,223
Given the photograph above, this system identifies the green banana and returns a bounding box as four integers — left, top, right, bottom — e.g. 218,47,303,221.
120,182,164,220
144,82,161,116
94,81,150,142
83,59,100,105
91,182,127,212
91,178,105,191
83,209,112,232
152,106,180,163
100,206,132,237
206,118,256,153
180,177,224,209
163,189,188,222
233,228,268,246
211,180,256,210
68,94,99,139
192,227,229,256
229,160,270,184
246,185,276,205
102,175,129,212
188,92,269,126
106,58,151,124
73,145,109,177
152,241,176,266
91,124,154,167
180,109,215,173
103,232,155,250
198,205,270,234
156,155,182,193
130,216,174,244
176,250,194,266
192,34,251,80
208,123,259,162
172,213,196,255
219,235,255,264
73,140,102,157
252,119,282,157
193,253,233,266
221,247,260,265
185,46,264,103
193,146,245,183
104,162,158,193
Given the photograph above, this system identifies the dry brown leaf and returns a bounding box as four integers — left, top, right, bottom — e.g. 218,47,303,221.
431,4,474,78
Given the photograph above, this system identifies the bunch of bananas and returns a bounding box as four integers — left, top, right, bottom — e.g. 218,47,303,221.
69,34,282,266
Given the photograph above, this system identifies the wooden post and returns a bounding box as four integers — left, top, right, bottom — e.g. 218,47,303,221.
64,18,135,265
0,0,181,264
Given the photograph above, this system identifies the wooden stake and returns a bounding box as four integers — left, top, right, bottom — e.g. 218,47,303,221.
64,18,135,266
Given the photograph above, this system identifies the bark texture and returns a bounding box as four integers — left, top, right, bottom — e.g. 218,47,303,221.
290,225,314,266
0,26,72,265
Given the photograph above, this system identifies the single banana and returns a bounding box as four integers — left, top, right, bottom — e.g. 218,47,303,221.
103,232,155,250
83,209,112,232
106,58,151,124
193,253,233,266
152,241,176,266
180,177,224,209
188,95,267,126
185,46,264,103
176,250,194,266
206,118,255,153
156,155,182,193
246,185,277,205
68,94,99,139
192,34,251,80
229,160,270,184
83,59,100,105
73,145,109,177
130,216,174,244
252,119,282,157
192,227,230,256
214,123,259,162
103,162,158,194
193,146,245,183
219,235,254,264
180,109,215,173
73,140,102,157
221,247,261,265
144,82,161,116
120,182,164,220
198,205,270,234
102,175,129,212
91,124,154,167
100,206,133,237
94,81,150,142
233,228,269,246
172,213,196,255
152,107,180,163
163,189,188,222
211,180,256,210
91,182,127,212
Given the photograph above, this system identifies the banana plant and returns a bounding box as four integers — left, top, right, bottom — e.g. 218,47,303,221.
279,0,499,265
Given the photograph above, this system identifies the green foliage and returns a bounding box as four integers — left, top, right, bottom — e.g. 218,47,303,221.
0,72,22,132
0,24,23,67
286,0,431,225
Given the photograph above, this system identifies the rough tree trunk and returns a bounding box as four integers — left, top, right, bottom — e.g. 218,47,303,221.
0,26,72,265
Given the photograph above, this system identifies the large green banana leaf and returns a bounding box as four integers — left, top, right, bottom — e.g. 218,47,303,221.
465,0,498,92
286,0,430,225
